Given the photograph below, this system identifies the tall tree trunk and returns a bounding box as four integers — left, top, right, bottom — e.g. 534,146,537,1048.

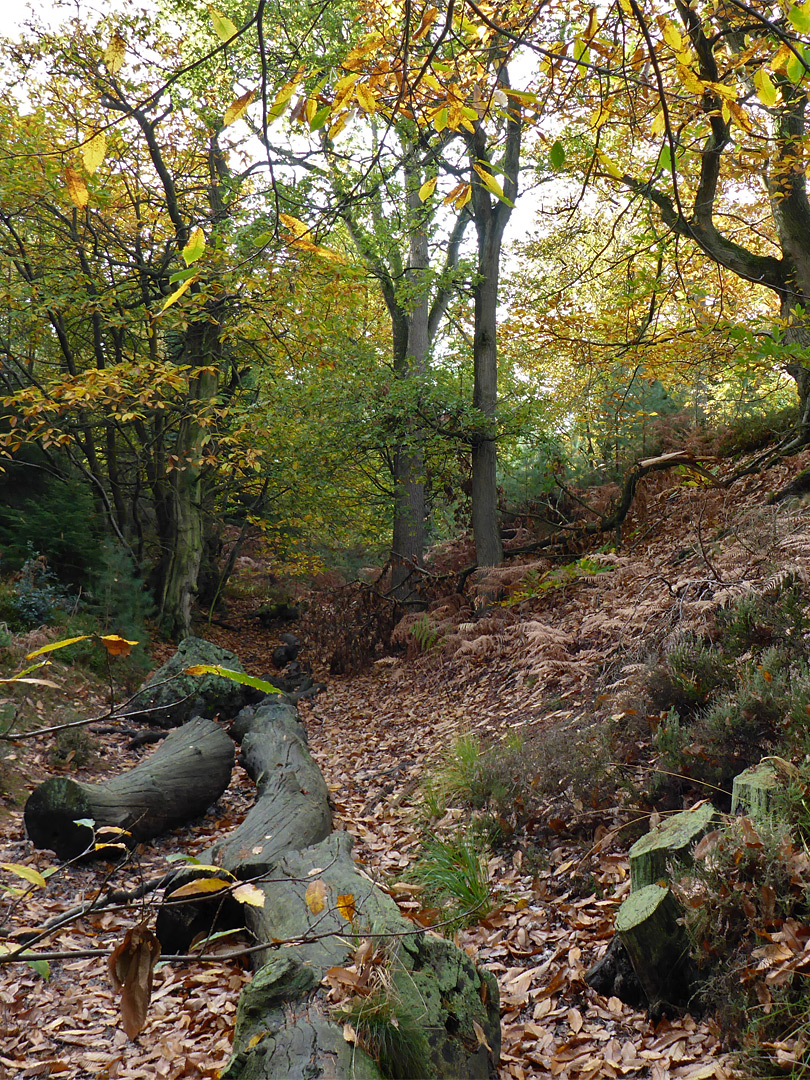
467,65,521,568
158,350,218,639
390,163,429,600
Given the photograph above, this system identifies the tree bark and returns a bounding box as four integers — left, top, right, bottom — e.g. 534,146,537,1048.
154,692,501,1079
467,62,522,568
24,716,234,861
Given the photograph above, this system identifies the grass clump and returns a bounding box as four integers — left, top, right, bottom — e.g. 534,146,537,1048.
412,830,491,929
335,989,431,1080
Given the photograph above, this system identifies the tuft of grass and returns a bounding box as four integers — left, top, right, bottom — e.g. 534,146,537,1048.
412,830,491,929
335,988,431,1080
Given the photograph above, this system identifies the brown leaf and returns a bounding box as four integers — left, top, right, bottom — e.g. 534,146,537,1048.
107,924,161,1039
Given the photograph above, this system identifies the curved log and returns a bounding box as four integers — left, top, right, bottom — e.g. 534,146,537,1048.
24,716,234,860
156,696,332,951
155,696,501,1079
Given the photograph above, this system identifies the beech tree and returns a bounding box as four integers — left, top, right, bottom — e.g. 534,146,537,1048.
0,12,269,636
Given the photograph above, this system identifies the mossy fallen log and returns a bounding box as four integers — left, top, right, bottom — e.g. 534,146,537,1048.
24,716,234,860
156,694,500,1079
629,802,717,891
221,831,500,1080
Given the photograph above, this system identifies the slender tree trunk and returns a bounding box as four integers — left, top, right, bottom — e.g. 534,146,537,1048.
471,223,504,568
390,162,429,599
467,71,521,567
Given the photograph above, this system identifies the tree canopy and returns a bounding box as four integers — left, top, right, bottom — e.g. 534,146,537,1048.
0,0,807,632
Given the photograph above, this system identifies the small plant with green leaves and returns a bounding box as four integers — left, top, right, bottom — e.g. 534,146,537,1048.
409,615,442,653
412,830,491,929
501,556,614,605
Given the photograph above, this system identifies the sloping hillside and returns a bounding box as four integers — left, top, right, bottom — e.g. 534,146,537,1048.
3,444,810,1079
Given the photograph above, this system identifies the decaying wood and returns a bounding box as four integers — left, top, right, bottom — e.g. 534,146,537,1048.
628,802,716,891
155,693,501,1079
615,884,694,1014
24,716,234,860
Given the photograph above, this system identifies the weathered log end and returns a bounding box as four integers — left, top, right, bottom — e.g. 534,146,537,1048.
24,716,234,860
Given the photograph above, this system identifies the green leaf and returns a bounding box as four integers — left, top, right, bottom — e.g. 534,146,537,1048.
183,665,281,694
207,4,237,42
310,105,331,131
73,818,95,829
181,227,206,267
657,143,674,174
24,956,50,980
550,140,566,169
787,46,808,84
789,2,810,34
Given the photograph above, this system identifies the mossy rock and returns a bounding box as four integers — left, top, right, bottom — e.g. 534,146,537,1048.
129,637,262,727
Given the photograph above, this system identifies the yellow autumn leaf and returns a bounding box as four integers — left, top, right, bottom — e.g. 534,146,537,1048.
65,166,89,209
596,149,623,178
279,213,310,239
418,177,437,201
754,67,778,107
182,226,206,266
355,82,376,114
100,634,139,657
103,32,126,75
677,65,705,95
26,635,91,659
82,132,106,175
160,275,197,312
414,6,439,41
233,882,266,908
207,4,237,42
305,879,328,914
337,893,356,923
472,162,505,199
167,877,232,899
650,109,666,136
1,863,47,889
224,89,254,127
662,20,683,52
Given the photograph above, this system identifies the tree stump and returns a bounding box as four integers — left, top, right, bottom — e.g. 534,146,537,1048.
615,884,694,1013
730,762,779,821
629,802,717,890
24,716,234,860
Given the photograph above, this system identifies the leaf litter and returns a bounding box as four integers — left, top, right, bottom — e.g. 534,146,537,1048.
4,451,810,1077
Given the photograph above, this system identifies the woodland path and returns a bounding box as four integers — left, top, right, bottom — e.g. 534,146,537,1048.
8,444,805,1076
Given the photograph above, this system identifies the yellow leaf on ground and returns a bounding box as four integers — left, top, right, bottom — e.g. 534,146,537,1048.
306,879,328,914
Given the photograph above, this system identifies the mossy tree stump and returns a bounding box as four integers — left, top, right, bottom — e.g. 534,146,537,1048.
629,802,717,891
730,762,779,821
615,884,694,1012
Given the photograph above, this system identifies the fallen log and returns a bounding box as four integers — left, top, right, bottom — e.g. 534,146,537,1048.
156,696,501,1078
24,716,234,860
220,831,501,1080
156,696,332,951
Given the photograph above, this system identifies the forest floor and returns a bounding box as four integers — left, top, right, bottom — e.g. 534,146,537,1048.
3,444,810,1079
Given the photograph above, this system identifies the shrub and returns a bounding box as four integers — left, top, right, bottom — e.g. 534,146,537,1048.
6,551,75,630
